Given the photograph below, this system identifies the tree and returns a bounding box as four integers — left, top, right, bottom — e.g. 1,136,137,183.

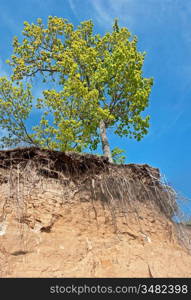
0,77,35,148
0,17,153,161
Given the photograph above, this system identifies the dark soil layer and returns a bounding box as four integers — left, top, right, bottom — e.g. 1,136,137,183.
0,147,177,219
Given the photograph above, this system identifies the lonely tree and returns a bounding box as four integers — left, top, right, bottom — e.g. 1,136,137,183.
0,17,153,162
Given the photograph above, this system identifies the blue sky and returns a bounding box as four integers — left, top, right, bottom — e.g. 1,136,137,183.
0,0,190,209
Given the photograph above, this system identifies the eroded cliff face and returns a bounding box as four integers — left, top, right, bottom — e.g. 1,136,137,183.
0,147,190,277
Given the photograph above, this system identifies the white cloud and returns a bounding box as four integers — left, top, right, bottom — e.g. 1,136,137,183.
89,0,191,33
68,0,77,14
91,0,114,26
90,0,134,29
68,0,85,20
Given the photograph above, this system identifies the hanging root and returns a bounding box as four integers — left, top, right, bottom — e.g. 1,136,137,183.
0,147,190,252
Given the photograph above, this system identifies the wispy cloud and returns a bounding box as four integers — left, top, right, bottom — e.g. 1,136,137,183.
90,0,134,29
89,0,191,35
68,0,78,17
91,0,114,26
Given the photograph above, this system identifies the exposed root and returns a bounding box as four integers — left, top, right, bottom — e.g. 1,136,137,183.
0,146,190,253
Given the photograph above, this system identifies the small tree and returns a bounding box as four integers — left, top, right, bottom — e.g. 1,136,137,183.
0,17,153,161
111,147,126,164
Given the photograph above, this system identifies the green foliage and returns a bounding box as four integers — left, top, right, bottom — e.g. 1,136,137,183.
111,147,126,164
0,17,153,152
0,77,35,148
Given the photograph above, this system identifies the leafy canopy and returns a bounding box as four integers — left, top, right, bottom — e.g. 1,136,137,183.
0,17,153,153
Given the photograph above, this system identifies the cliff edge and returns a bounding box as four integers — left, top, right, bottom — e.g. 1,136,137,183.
0,147,190,277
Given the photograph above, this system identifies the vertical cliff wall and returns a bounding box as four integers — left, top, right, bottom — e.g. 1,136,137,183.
0,147,190,277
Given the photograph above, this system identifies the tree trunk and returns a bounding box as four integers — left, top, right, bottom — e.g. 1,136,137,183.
99,120,113,163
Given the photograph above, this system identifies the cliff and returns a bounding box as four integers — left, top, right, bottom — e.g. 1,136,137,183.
0,147,190,277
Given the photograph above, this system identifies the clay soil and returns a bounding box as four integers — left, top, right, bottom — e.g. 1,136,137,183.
0,147,190,277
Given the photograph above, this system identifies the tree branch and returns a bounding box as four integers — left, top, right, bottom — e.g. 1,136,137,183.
24,68,58,77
